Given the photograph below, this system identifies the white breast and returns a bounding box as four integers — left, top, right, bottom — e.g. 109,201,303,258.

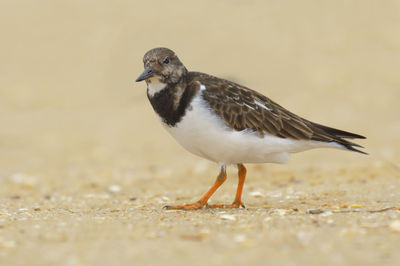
162,88,343,165
146,77,167,97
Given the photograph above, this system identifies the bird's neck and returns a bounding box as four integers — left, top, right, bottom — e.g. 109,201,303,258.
147,76,197,127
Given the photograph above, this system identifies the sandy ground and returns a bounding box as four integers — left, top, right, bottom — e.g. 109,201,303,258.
1,1,400,265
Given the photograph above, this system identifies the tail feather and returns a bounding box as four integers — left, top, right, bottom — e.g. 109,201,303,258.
310,122,367,154
340,141,368,155
311,122,366,139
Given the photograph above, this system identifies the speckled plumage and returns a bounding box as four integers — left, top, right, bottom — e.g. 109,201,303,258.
135,47,366,210
197,72,366,153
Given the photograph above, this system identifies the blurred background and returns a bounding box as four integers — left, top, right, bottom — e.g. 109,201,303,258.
0,1,400,265
1,0,399,178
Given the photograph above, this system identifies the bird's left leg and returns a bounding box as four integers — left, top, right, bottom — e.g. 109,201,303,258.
208,164,246,209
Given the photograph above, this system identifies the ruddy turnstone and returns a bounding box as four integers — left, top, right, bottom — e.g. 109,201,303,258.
136,47,366,210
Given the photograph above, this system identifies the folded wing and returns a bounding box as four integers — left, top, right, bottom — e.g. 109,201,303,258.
199,73,366,154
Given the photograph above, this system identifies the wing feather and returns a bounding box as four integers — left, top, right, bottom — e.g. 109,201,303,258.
192,72,366,153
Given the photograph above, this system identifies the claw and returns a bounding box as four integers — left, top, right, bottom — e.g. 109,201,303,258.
162,201,205,210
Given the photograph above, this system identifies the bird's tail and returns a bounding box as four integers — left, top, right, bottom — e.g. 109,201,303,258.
310,122,367,154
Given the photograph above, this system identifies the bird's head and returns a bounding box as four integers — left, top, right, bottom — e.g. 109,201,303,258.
136,48,187,88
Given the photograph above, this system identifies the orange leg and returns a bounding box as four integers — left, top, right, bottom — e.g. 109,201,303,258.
208,164,246,209
163,165,227,210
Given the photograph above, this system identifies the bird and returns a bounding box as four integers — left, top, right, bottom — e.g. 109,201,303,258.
135,47,366,210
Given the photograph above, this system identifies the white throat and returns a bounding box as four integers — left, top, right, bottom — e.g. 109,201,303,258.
146,77,167,97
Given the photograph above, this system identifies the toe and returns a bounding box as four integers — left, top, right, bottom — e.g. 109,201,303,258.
162,202,205,210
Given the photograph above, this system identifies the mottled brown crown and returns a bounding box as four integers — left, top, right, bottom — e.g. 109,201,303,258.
143,47,174,63
143,47,187,84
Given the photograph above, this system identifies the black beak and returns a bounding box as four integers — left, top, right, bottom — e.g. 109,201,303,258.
136,66,154,82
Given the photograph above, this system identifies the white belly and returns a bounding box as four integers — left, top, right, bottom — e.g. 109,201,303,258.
162,93,340,164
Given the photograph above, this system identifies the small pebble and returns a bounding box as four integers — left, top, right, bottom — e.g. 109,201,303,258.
296,232,312,245
180,234,204,241
220,214,236,221
234,234,246,243
320,211,333,217
307,209,324,215
263,217,272,223
389,220,400,232
274,209,292,215
108,185,121,193
83,193,110,199
269,192,282,198
9,173,25,183
9,195,20,200
249,191,264,198
286,187,294,194
157,196,170,203
161,196,170,201
9,173,37,188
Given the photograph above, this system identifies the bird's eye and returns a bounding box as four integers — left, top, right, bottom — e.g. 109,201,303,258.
163,57,170,64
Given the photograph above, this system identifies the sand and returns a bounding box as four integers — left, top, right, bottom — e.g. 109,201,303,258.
1,1,400,265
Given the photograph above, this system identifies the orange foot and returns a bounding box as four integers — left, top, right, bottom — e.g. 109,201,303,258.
163,201,206,210
207,201,246,209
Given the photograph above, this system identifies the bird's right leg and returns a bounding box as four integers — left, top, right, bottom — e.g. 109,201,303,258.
163,165,227,210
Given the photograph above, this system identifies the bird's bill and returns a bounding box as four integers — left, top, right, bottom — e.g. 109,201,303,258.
136,66,154,82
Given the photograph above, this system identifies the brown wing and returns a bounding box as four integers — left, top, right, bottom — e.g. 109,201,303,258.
195,72,366,153
199,74,314,139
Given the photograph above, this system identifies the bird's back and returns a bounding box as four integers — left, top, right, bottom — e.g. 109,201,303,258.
187,71,366,154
